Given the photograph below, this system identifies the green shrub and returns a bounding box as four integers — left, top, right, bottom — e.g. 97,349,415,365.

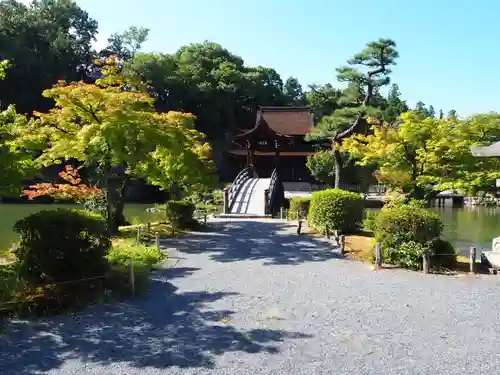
12,209,111,284
165,200,195,227
308,189,364,234
0,263,25,302
363,209,378,231
288,197,311,220
107,238,166,269
430,239,457,268
373,200,447,269
83,193,107,218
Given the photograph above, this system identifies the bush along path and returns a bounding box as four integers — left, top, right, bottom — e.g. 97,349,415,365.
0,208,170,321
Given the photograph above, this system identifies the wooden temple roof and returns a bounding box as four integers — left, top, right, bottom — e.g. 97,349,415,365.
234,106,314,138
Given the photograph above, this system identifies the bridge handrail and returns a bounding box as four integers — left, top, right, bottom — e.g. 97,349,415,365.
227,165,257,212
266,169,279,215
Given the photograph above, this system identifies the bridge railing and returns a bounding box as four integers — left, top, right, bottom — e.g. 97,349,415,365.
264,168,283,216
223,165,257,214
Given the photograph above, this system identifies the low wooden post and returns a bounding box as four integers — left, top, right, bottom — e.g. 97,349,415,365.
423,253,430,274
136,227,142,244
469,246,477,274
204,212,207,225
147,221,151,233
375,243,382,269
155,232,160,252
297,219,302,235
128,263,135,296
280,207,284,219
223,188,229,214
339,235,345,256
264,189,269,214
325,224,330,239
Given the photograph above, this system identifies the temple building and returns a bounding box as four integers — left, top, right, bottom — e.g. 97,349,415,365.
226,106,326,183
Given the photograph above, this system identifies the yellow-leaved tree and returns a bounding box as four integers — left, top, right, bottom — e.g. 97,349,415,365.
341,111,500,199
22,57,215,233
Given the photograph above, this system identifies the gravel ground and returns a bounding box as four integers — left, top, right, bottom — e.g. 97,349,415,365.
2,218,500,374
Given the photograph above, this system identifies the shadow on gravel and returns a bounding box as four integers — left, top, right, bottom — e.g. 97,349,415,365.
165,219,342,265
0,267,311,374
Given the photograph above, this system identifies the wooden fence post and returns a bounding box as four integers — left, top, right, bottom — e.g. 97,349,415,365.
375,243,382,269
147,221,151,233
128,263,135,296
280,207,284,219
469,246,477,274
339,235,345,256
155,232,160,252
136,227,142,244
297,219,302,235
223,188,229,214
423,253,430,274
325,224,330,239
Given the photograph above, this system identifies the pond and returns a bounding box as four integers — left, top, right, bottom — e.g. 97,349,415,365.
0,204,499,257
434,206,500,255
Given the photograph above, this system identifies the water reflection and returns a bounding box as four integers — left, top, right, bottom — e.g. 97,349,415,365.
433,206,500,255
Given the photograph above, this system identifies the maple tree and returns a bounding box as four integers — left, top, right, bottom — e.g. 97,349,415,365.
0,61,37,196
21,57,215,233
341,111,500,198
23,165,102,202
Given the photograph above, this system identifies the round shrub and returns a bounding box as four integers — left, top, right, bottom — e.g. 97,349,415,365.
373,200,445,268
430,239,457,268
288,197,310,220
165,200,195,227
12,209,111,284
308,189,364,234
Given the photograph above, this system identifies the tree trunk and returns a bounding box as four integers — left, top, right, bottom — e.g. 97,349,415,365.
104,171,128,235
333,149,341,189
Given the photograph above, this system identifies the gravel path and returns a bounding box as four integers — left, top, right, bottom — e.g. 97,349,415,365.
2,218,500,374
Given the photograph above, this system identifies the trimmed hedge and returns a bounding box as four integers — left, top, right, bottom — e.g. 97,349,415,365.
12,209,111,284
165,200,195,227
288,197,311,220
372,200,456,269
308,189,363,234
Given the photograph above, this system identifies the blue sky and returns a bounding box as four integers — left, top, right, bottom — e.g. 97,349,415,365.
69,0,500,116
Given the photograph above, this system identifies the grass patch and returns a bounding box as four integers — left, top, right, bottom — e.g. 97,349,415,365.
119,221,176,240
107,237,166,269
344,234,376,262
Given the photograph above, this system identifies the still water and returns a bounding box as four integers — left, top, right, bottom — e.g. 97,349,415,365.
433,206,500,254
0,204,499,256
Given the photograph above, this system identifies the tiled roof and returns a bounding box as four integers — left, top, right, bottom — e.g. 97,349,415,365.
259,107,314,135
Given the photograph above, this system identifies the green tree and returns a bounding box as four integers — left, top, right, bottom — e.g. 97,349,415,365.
0,0,98,113
21,59,215,233
306,150,335,185
340,112,448,199
382,83,408,124
283,77,306,105
439,109,444,119
306,84,342,122
0,60,37,195
414,101,432,118
306,39,399,188
101,25,150,61
448,109,457,120
431,113,500,195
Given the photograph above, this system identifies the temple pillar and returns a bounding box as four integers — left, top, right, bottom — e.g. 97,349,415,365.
247,149,255,166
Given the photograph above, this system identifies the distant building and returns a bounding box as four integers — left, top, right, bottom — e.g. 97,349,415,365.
225,106,327,182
